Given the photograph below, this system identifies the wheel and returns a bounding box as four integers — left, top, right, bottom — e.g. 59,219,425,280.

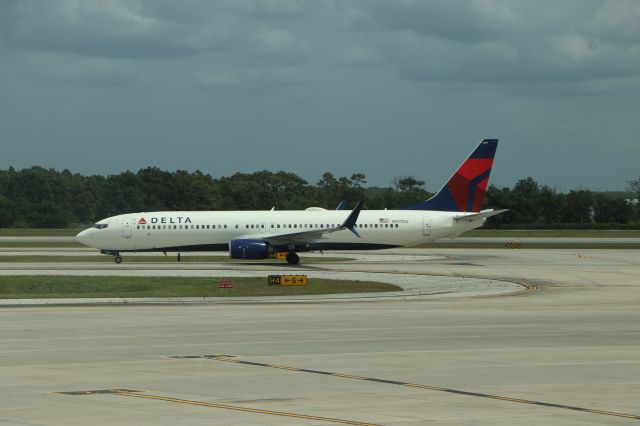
114,255,123,264
286,252,299,265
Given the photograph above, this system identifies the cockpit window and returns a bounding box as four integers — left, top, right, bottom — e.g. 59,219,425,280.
93,224,109,229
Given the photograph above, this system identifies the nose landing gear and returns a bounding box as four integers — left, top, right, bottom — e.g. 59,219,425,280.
285,252,299,265
101,250,124,264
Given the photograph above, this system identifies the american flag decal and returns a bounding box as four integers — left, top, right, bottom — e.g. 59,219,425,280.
379,218,389,224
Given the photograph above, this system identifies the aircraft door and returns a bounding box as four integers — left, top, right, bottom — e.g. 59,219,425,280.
122,217,133,238
423,217,431,236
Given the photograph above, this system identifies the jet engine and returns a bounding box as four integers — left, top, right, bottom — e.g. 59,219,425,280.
229,239,272,259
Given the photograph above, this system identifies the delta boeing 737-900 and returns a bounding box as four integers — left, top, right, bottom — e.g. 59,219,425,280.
76,139,506,264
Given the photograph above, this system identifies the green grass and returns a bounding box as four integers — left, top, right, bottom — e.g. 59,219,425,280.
0,255,351,263
416,243,640,249
461,229,640,238
0,276,400,299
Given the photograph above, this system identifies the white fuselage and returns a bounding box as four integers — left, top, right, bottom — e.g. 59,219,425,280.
76,209,486,253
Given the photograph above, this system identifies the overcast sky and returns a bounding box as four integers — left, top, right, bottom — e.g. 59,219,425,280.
1,0,639,192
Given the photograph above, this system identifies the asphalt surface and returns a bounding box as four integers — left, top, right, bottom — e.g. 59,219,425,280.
1,247,639,425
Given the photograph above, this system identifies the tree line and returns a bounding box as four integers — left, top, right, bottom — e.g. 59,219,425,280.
0,166,638,229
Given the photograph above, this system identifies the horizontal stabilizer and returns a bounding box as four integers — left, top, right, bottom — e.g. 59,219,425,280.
453,209,508,222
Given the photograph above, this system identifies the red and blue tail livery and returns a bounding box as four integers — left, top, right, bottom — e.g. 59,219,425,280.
401,139,498,212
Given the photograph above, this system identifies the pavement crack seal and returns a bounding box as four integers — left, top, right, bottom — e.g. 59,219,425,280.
54,388,380,426
179,355,639,421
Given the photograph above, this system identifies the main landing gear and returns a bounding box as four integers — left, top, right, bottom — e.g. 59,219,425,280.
114,253,123,264
286,252,299,265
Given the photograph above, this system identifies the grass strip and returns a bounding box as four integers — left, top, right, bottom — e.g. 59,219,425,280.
0,255,351,263
461,230,640,238
416,243,640,249
0,276,400,299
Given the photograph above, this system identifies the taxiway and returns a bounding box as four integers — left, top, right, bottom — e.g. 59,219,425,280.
1,248,639,425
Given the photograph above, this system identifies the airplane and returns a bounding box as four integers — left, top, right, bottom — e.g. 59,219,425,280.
76,139,506,264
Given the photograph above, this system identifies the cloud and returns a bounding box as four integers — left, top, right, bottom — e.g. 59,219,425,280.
339,0,640,88
332,45,382,67
1,0,234,58
251,27,308,65
221,0,307,18
590,0,640,45
344,0,509,43
22,52,147,86
194,66,305,91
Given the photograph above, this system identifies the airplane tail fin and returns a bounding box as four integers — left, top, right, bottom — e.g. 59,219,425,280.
401,139,499,212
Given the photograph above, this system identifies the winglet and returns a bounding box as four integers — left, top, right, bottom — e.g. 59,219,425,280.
341,201,363,237
335,200,348,210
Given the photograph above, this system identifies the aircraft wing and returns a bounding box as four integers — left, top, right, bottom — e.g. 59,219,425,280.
248,201,363,246
453,209,508,222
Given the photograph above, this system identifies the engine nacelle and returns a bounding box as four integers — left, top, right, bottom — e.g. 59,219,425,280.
229,239,272,260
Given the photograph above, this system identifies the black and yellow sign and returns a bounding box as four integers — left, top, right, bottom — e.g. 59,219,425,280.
268,275,308,286
504,242,522,249
275,252,288,260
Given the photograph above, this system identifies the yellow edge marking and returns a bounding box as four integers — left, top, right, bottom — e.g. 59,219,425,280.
206,357,639,420
332,373,369,380
404,384,448,391
268,364,300,371
114,391,380,426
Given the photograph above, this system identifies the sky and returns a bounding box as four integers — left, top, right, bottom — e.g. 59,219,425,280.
1,0,639,193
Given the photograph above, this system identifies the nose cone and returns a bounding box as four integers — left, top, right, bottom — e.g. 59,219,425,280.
76,229,92,246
